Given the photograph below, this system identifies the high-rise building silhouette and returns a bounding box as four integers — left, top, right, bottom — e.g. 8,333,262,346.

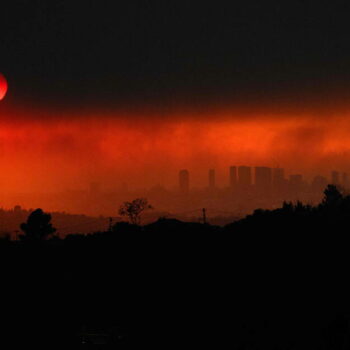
255,167,272,189
272,168,285,188
179,169,190,194
238,166,252,186
208,169,216,189
331,171,340,185
229,166,237,188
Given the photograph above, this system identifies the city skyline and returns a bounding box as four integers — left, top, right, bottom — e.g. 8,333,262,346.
175,166,346,192
1,164,347,193
0,164,345,217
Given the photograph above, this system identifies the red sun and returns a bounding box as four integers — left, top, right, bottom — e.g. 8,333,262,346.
0,73,8,100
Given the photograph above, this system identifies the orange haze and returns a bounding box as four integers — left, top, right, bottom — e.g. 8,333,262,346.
1,102,350,200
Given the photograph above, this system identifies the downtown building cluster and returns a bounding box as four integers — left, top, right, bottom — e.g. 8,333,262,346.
178,166,348,195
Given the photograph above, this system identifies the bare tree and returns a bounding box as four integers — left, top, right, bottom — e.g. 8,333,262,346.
118,198,153,225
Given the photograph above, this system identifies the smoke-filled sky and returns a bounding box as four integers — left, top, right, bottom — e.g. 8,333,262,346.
2,1,350,194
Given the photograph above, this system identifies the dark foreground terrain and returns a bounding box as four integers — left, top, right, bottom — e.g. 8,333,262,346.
1,186,350,348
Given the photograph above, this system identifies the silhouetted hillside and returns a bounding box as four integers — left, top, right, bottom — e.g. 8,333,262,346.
0,206,111,238
1,185,350,347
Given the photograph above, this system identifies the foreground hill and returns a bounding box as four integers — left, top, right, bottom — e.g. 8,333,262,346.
0,185,349,347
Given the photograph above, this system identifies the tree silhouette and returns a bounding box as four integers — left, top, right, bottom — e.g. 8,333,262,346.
118,198,153,225
20,208,56,241
322,184,343,206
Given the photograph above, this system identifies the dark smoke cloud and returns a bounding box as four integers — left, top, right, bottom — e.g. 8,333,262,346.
2,1,350,110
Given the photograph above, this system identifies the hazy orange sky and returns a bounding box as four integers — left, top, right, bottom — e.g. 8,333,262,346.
1,99,350,194
3,1,350,199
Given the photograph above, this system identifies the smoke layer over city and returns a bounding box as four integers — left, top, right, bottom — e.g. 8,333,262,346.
2,1,350,214
1,101,350,199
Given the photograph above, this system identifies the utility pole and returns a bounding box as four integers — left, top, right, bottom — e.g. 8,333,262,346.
202,208,207,224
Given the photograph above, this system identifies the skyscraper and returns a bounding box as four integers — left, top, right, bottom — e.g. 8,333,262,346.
229,166,237,188
208,169,215,189
179,169,190,194
272,168,285,188
255,167,272,190
238,166,252,187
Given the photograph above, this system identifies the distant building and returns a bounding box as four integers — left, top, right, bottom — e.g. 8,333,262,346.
238,166,252,187
229,166,237,189
255,167,272,190
331,171,340,185
179,169,190,194
311,175,328,192
208,169,216,189
272,168,285,188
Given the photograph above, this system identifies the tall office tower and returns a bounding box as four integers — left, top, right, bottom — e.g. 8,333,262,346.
272,168,285,188
289,174,303,190
229,166,237,188
342,172,349,188
331,171,340,185
255,167,272,190
179,169,190,194
208,169,216,189
238,166,252,186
